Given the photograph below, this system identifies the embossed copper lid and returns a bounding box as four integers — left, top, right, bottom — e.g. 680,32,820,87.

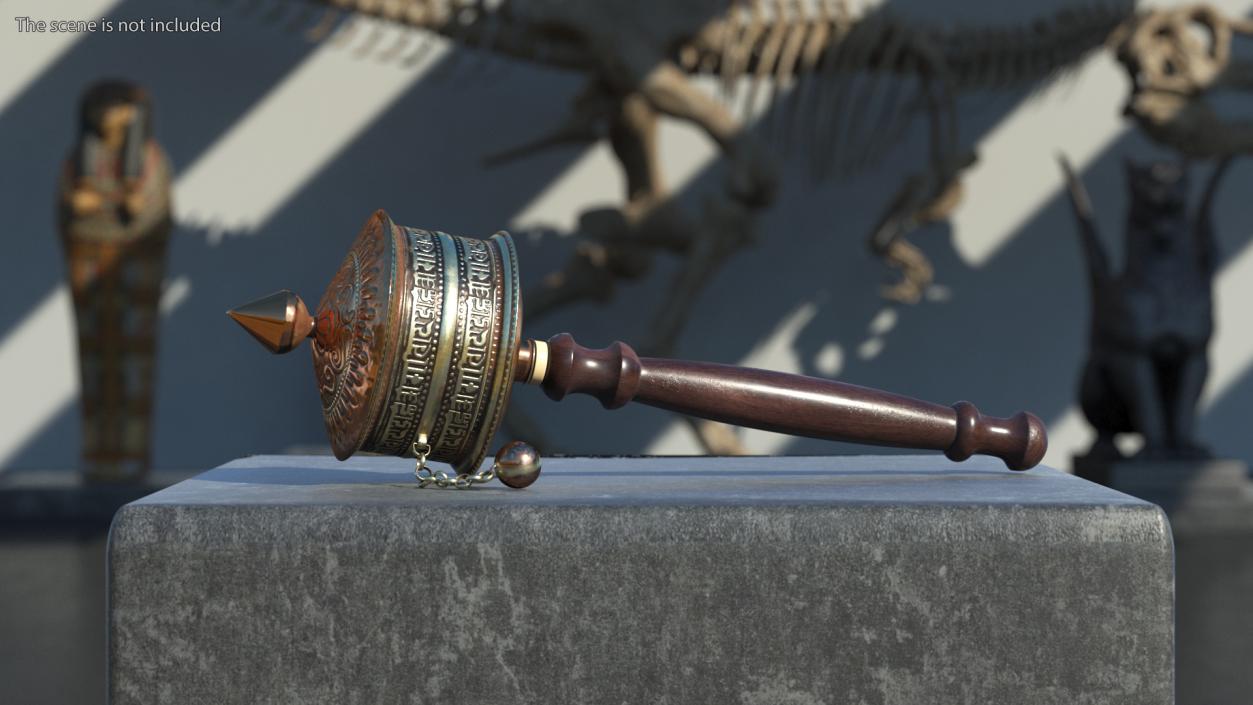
310,210,405,460
228,210,521,474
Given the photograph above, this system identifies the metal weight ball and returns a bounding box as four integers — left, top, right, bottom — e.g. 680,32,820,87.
495,441,542,489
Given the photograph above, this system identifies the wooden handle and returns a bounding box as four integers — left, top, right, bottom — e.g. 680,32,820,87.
523,333,1047,470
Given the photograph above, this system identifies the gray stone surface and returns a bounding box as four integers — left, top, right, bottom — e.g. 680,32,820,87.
109,455,1174,704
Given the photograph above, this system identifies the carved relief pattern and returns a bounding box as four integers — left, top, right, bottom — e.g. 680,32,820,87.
471,233,521,471
428,235,503,461
436,236,500,458
312,220,389,458
369,228,444,455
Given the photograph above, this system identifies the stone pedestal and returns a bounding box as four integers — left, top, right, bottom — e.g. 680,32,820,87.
1076,457,1253,705
109,455,1174,704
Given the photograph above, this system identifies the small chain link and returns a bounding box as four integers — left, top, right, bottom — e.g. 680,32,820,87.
412,440,496,489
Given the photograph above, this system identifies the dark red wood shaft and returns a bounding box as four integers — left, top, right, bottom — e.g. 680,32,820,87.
537,333,1047,471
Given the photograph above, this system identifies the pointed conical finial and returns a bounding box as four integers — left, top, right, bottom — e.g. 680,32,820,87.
227,290,315,354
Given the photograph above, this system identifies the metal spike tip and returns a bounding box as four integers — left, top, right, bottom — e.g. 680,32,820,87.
227,289,315,354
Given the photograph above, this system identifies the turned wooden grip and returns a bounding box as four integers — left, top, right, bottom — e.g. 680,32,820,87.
537,333,1047,470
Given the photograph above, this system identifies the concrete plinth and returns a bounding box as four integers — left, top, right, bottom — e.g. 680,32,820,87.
108,455,1173,704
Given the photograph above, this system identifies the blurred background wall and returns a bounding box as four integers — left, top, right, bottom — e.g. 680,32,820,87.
1,0,1251,474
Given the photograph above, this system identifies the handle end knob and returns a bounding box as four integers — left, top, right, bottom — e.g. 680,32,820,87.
946,402,1048,471
1010,412,1048,471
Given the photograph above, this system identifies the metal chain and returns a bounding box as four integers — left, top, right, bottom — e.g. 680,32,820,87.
412,440,496,489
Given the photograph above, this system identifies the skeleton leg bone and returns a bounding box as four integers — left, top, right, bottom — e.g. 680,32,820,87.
861,62,973,303
482,81,614,167
632,61,779,207
515,82,752,454
521,91,673,321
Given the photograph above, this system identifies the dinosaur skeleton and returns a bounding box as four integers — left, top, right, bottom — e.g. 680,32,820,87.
223,0,1134,453
244,0,1135,298
1110,2,1253,159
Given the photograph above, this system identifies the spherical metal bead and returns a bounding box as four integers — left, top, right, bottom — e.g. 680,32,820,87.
496,441,542,489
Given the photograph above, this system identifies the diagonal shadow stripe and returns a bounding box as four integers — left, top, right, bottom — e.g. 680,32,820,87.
4,47,595,470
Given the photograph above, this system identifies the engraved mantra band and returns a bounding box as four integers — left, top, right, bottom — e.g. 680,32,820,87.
431,236,498,459
362,224,517,474
368,228,443,455
470,231,521,470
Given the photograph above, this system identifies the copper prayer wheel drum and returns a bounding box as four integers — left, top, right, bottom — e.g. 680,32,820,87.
311,210,519,473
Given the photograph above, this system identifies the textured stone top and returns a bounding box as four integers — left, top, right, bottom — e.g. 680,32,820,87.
133,454,1152,508
112,455,1173,705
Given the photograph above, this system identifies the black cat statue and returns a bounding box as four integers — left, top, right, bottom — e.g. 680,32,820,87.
1060,155,1253,705
1059,156,1228,462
